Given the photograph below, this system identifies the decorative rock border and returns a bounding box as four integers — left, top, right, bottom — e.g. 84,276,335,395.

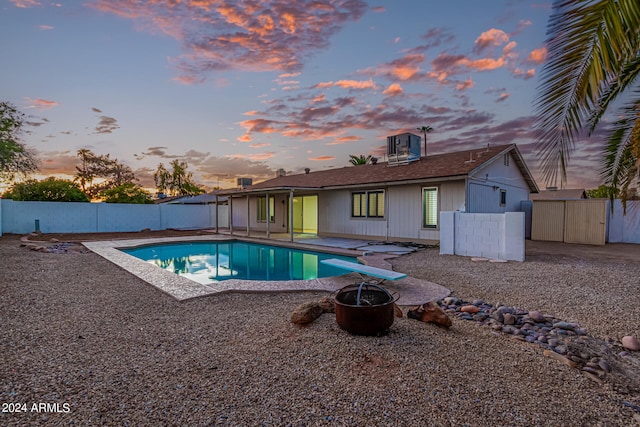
440,296,639,393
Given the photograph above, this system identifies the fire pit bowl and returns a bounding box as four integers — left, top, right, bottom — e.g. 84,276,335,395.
334,283,398,336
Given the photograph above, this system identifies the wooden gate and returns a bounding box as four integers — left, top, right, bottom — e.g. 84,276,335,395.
531,199,606,245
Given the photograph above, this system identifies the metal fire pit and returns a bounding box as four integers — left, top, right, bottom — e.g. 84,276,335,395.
334,283,397,336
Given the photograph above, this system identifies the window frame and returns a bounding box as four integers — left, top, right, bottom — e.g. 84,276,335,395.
351,190,385,219
499,189,507,207
257,196,275,223
422,186,439,229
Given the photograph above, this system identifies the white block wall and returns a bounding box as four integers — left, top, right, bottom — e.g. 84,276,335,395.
0,199,228,235
439,211,525,261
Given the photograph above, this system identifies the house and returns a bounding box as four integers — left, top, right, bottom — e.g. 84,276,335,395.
217,138,539,244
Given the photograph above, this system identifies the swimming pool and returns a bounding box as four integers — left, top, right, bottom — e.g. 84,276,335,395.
122,241,357,284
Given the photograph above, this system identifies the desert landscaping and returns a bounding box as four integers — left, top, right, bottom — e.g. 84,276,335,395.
1,231,639,426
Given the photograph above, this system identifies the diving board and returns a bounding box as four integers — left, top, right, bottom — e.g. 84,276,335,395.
321,258,407,281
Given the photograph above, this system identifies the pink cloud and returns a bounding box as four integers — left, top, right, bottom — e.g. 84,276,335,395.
90,0,368,82
455,78,474,91
371,6,385,13
25,98,60,110
39,25,54,31
474,28,509,53
249,142,271,148
513,68,536,79
382,83,403,96
328,136,361,145
496,92,509,102
314,79,377,90
9,0,40,8
309,155,335,161
528,47,547,64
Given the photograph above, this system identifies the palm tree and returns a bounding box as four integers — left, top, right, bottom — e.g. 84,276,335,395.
417,125,433,157
349,154,372,165
534,0,640,206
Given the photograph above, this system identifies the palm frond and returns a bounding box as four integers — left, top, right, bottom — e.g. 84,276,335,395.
534,0,640,186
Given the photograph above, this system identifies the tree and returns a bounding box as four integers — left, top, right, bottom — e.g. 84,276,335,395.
3,177,89,202
154,160,204,196
153,162,170,194
348,154,372,165
534,0,640,207
586,184,619,199
0,101,38,183
102,183,154,204
74,149,137,199
417,125,433,157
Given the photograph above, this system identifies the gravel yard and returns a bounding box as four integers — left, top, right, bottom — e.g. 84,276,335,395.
1,233,639,426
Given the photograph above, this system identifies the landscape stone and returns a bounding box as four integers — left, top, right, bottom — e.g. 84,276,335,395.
621,335,639,351
317,297,335,313
290,301,323,324
460,305,480,313
528,310,545,322
407,302,452,328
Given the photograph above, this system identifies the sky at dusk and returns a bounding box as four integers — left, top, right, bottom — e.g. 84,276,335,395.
1,0,608,191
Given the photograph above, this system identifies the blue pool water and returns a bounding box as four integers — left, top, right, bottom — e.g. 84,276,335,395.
122,241,356,284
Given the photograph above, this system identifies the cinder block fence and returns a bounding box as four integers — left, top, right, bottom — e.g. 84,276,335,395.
439,211,525,261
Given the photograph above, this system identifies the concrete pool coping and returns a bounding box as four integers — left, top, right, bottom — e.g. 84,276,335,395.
83,235,450,305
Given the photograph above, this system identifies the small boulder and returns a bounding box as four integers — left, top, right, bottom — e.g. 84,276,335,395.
317,297,335,313
621,336,639,351
291,301,323,325
460,305,480,314
407,302,452,328
528,310,545,323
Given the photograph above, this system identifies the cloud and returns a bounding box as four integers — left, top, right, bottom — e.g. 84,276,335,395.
249,142,271,148
24,98,60,110
90,0,368,82
94,116,119,134
226,152,276,161
496,92,509,102
309,155,335,161
91,107,103,113
474,28,509,54
34,150,77,175
327,136,361,145
39,25,54,31
527,47,547,64
371,6,385,13
382,83,403,96
313,79,377,90
455,78,474,91
9,0,41,8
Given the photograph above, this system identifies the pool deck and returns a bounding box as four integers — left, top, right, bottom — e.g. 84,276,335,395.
83,235,450,306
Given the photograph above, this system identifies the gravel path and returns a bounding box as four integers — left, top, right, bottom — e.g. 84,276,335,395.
1,234,639,426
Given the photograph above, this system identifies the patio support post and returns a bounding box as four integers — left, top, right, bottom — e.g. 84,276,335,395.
229,196,234,235
246,194,250,237
289,189,294,242
266,192,270,239
215,194,219,233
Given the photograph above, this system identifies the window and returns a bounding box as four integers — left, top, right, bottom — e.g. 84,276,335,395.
351,190,384,218
500,189,507,207
423,187,438,228
257,196,275,222
504,153,510,166
367,191,385,218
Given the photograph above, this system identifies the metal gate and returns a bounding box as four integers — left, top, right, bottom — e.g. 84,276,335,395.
531,200,607,245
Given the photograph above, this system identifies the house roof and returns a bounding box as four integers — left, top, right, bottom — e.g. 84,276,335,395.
219,144,539,195
529,189,587,200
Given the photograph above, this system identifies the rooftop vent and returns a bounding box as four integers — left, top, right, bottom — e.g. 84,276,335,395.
276,168,286,177
304,168,310,174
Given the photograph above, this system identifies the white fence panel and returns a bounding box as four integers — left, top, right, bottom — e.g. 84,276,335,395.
0,199,228,235
440,211,525,261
